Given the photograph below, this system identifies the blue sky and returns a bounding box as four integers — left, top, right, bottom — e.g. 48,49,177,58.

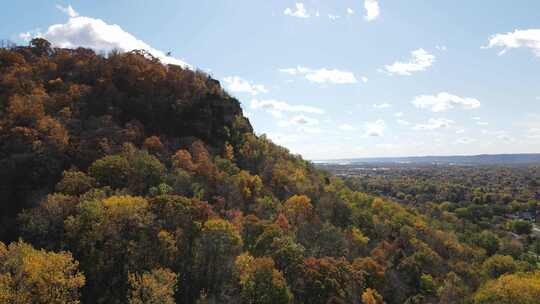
2,1,540,159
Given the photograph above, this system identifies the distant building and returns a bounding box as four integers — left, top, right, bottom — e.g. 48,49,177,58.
0,39,17,49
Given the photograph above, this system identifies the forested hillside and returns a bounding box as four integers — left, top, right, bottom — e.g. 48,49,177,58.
1,39,539,303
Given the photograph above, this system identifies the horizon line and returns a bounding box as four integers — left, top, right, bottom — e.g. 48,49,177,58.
310,152,540,162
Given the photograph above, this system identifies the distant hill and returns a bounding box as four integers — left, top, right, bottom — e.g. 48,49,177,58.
315,153,540,165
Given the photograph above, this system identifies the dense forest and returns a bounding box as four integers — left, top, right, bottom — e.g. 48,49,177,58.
0,38,539,303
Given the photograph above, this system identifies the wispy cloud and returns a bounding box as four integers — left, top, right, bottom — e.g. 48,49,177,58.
364,0,380,21
250,99,324,119
279,115,318,126
278,115,321,133
376,143,399,149
284,3,310,18
365,120,385,136
436,45,448,51
384,49,435,76
397,119,410,126
328,14,341,21
56,4,79,18
413,118,454,130
279,66,357,84
19,31,34,42
222,76,268,96
483,29,540,56
339,124,356,131
455,137,476,144
412,92,480,112
373,103,392,109
527,128,540,139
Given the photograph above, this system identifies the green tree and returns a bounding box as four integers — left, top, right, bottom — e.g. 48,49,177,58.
235,254,292,304
126,149,166,194
481,255,526,279
511,220,533,235
419,273,436,295
269,236,305,282
195,219,243,301
89,155,130,189
64,195,156,303
56,169,95,195
30,38,52,56
18,194,79,250
476,231,500,256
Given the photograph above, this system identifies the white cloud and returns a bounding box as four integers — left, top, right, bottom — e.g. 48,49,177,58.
279,66,357,84
472,116,481,120
266,132,303,145
483,29,540,56
376,143,399,149
397,119,410,126
527,128,540,139
364,0,380,21
280,115,319,126
456,129,465,134
385,49,435,76
413,118,454,131
497,134,513,142
328,14,341,21
482,130,514,142
436,45,447,51
284,3,310,18
477,121,489,126
339,124,356,131
56,4,79,18
279,115,321,133
373,103,391,109
394,112,404,117
279,68,299,75
19,31,33,42
365,120,385,137
412,92,481,112
347,8,355,15
23,8,190,68
250,99,324,119
361,76,368,83
222,76,268,96
455,137,475,144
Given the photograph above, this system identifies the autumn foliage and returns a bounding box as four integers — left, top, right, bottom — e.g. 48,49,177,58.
0,39,539,303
